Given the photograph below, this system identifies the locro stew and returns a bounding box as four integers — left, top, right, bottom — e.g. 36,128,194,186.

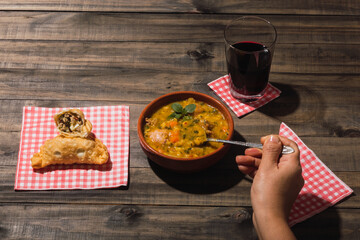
143,98,229,158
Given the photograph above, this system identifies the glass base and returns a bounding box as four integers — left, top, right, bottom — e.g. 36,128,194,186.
230,85,267,102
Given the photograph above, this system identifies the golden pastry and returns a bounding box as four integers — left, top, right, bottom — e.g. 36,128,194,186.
31,109,109,169
54,108,92,138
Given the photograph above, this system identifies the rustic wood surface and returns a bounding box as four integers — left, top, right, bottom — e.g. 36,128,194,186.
0,0,359,239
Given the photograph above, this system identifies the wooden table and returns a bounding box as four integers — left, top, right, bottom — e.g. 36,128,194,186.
0,1,359,239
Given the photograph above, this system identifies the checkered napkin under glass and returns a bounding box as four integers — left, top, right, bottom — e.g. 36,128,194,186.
279,123,353,226
208,75,281,117
15,106,129,190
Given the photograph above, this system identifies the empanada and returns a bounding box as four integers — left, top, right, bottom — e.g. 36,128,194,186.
54,109,92,138
31,109,109,169
31,135,108,169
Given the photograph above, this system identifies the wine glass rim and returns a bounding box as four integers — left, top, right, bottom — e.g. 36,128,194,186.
224,16,277,52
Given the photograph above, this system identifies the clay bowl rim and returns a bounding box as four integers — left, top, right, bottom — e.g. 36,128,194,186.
137,91,234,162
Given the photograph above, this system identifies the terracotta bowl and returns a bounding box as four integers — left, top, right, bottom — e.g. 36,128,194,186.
137,91,234,173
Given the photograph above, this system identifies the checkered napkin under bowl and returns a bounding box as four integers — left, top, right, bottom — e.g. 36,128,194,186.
15,106,129,190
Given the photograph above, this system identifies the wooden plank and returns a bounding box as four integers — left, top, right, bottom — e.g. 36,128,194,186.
294,208,360,240
0,0,358,15
0,69,358,131
0,166,358,208
0,92,358,139
0,69,197,102
0,90,358,168
0,96,358,171
0,69,359,101
0,41,359,74
0,127,360,171
1,166,254,206
0,13,359,44
0,204,359,240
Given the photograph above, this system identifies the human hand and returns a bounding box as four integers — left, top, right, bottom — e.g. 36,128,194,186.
236,135,304,239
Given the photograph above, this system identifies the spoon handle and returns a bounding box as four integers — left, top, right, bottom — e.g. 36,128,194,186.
206,138,295,155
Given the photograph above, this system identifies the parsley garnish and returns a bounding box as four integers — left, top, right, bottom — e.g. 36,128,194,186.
168,103,196,120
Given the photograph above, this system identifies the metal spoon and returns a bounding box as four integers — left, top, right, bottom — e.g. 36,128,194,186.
206,138,295,154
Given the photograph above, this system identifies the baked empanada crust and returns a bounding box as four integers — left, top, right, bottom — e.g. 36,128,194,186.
31,135,109,169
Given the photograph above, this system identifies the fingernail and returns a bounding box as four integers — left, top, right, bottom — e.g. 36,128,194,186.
269,135,280,143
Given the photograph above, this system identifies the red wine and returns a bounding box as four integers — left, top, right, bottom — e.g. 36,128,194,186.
227,41,272,98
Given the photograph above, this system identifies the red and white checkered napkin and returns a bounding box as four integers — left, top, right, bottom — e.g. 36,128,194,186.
279,123,353,226
208,75,281,117
15,106,130,190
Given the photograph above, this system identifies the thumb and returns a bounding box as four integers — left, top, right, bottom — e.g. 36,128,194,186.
259,135,282,170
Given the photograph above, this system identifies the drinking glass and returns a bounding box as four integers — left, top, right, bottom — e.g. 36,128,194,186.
224,16,277,101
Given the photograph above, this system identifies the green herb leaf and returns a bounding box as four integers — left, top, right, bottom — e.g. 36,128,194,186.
184,104,196,114
168,112,182,120
171,103,183,113
168,102,196,120
174,113,182,119
168,112,177,119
